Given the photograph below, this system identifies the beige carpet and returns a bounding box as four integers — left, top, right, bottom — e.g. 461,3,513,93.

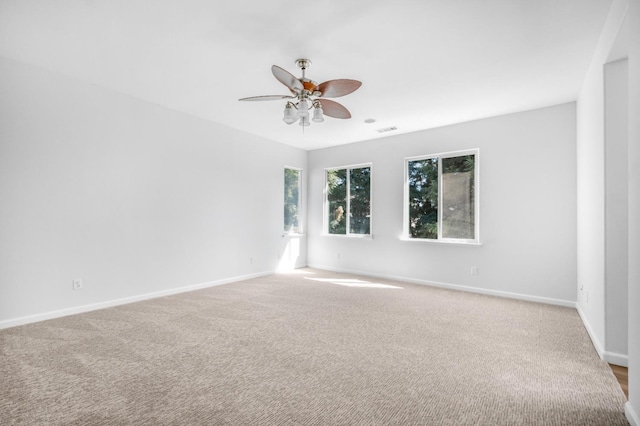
0,268,628,425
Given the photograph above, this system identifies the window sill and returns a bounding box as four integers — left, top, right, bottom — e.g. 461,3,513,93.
399,236,482,246
321,233,373,240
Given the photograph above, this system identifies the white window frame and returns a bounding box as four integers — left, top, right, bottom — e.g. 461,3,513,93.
323,163,373,238
403,149,479,244
284,166,303,235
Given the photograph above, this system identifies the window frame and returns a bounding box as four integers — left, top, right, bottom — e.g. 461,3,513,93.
284,166,303,235
403,149,480,245
323,163,373,238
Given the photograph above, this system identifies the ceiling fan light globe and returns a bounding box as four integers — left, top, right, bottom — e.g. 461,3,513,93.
299,116,310,127
312,106,324,123
283,103,298,124
297,99,310,118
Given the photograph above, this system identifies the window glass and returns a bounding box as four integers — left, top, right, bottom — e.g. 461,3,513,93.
407,158,438,239
349,167,371,235
442,155,475,239
284,168,301,233
327,169,347,234
326,165,371,236
405,151,478,242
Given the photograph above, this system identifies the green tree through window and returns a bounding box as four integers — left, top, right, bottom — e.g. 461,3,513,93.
406,151,477,242
408,158,439,239
284,168,300,233
349,167,371,235
326,165,371,235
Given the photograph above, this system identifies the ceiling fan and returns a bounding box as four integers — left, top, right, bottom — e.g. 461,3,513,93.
239,58,362,127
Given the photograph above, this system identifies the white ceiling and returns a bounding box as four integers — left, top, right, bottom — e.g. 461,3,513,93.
0,0,613,150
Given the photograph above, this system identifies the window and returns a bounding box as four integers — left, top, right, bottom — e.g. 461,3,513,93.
404,150,478,243
325,165,371,236
284,167,301,234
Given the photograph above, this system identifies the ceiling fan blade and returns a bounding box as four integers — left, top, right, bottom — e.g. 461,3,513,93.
318,99,352,119
272,65,304,93
316,79,362,98
238,95,296,101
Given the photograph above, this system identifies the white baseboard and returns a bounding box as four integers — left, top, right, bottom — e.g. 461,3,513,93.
0,270,273,330
627,402,640,426
604,351,628,367
307,264,576,308
575,305,605,359
574,306,629,366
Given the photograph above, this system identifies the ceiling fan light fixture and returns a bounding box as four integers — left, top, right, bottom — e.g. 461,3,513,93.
299,115,310,127
297,99,310,118
312,102,324,123
283,102,298,124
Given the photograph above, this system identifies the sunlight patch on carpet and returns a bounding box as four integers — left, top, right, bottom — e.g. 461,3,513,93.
304,277,404,289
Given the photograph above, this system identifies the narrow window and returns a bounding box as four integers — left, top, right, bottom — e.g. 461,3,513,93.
407,157,439,239
405,150,478,243
326,165,371,236
284,168,301,234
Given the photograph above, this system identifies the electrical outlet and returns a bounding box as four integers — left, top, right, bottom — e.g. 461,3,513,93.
470,266,478,276
72,279,83,290
250,257,253,264
337,252,341,260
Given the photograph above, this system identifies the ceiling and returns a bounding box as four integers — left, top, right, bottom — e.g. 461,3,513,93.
0,0,613,150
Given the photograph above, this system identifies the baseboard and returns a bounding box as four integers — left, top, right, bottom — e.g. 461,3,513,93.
604,351,628,367
307,264,576,308
574,306,629,366
627,402,640,426
576,305,605,360
0,270,273,330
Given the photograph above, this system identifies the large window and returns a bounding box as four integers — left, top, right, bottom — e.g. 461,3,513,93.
405,150,478,243
325,165,371,236
284,167,301,234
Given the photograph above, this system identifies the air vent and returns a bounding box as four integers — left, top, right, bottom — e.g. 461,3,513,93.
376,126,398,133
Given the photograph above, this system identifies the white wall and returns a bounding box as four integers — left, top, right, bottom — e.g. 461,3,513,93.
574,2,640,422
0,57,307,327
626,0,640,422
604,58,629,361
307,103,577,305
576,0,628,362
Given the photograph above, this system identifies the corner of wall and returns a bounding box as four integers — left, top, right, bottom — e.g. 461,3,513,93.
626,402,640,426
576,303,605,359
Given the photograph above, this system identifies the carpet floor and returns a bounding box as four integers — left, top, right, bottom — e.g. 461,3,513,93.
0,268,629,425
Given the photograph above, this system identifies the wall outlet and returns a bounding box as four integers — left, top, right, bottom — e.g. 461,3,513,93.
72,279,83,290
337,252,341,260
470,266,478,275
249,257,253,264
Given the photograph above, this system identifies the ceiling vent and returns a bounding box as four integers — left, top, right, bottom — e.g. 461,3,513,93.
376,126,398,133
